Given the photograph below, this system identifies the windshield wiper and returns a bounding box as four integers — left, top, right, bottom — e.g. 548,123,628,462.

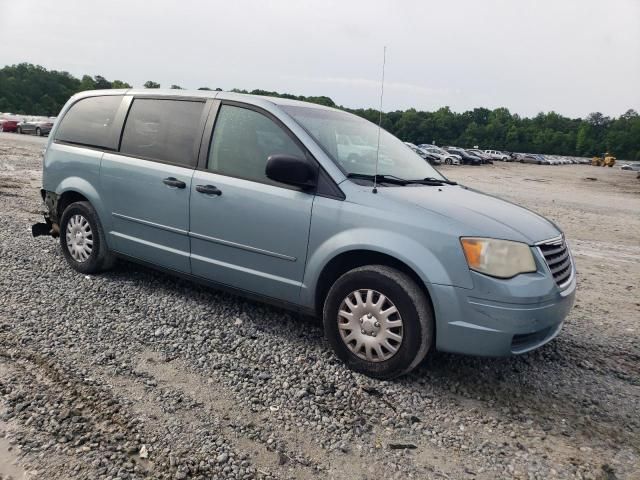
346,173,409,185
416,177,458,185
346,173,457,187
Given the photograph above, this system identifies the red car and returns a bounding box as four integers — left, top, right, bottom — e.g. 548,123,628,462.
0,118,20,133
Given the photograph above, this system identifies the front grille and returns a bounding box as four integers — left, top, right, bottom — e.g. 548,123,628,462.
538,237,573,287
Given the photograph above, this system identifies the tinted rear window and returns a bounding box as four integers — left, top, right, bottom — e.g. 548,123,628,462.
120,99,205,167
55,96,123,149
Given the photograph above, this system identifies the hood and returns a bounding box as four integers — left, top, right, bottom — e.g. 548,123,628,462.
381,185,560,244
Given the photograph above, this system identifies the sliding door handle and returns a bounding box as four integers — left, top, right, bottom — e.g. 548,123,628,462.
163,177,186,189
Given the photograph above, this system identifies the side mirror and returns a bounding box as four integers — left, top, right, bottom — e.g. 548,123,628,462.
265,154,316,189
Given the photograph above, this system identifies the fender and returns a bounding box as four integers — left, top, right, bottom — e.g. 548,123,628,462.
300,227,471,309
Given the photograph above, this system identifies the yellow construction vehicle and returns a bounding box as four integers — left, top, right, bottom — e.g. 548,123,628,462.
591,152,616,167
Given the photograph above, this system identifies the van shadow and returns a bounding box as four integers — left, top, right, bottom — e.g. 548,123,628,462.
104,258,325,329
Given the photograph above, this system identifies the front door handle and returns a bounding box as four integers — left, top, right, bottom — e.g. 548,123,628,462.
163,177,186,189
196,184,222,196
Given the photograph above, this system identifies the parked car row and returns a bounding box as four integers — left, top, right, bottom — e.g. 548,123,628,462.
512,153,592,165
403,141,595,168
620,163,640,171
404,143,461,165
0,113,56,136
404,143,514,166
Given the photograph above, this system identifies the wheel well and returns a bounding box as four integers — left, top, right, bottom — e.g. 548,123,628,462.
314,250,433,316
57,191,88,220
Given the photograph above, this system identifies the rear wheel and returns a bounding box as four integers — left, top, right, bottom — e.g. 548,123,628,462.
323,265,433,379
16,127,22,134
36,127,42,136
60,201,115,274
445,158,452,165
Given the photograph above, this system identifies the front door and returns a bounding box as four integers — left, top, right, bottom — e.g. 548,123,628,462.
189,103,314,304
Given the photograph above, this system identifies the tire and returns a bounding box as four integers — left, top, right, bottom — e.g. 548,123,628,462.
36,127,42,136
323,265,434,379
16,127,22,134
59,201,115,274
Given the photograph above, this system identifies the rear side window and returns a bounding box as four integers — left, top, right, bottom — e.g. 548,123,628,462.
120,99,205,167
208,104,305,185
55,95,123,149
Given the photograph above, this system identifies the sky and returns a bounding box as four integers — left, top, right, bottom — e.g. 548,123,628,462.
1,0,639,118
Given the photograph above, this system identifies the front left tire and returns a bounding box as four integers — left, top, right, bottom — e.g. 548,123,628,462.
323,265,434,379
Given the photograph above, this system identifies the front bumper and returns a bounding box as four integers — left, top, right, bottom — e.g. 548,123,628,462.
432,271,576,356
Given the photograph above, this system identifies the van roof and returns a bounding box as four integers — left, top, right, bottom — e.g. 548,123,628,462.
73,88,340,112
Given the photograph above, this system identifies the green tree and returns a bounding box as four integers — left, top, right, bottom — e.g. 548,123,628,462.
0,63,81,115
575,124,593,155
111,80,132,89
144,81,160,89
170,84,183,89
78,75,96,91
93,75,111,89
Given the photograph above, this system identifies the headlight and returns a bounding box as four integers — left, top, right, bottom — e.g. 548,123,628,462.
460,238,536,279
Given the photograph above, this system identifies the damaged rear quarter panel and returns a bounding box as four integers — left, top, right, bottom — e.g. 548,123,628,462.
42,142,110,240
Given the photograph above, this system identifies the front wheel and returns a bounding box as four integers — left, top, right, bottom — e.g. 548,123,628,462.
323,265,434,379
60,201,115,274
16,127,22,134
36,127,42,136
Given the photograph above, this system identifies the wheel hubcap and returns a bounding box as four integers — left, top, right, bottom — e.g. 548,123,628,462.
338,289,403,362
66,214,93,262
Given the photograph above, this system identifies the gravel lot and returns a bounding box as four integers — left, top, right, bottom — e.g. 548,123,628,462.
1,133,639,479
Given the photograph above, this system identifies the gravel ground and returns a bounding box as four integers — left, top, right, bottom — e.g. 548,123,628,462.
0,134,639,479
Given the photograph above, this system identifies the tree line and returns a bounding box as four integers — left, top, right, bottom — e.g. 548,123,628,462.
1,63,639,160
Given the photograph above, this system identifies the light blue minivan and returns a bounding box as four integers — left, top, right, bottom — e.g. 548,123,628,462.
33,89,576,378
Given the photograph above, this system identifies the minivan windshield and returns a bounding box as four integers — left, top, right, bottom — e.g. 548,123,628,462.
282,105,444,182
